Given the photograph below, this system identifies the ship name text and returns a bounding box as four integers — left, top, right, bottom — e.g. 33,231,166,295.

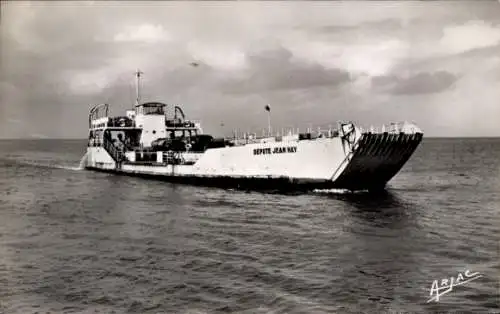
253,146,297,155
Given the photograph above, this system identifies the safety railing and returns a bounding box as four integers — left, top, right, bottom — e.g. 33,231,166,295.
102,135,126,164
365,122,422,134
162,151,184,165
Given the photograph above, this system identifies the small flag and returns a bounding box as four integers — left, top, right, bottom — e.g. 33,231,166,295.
265,104,270,112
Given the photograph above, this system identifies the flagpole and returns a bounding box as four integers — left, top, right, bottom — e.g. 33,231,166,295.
266,104,271,136
267,112,271,136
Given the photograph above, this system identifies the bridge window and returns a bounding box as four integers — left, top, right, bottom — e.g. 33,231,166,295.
137,103,165,115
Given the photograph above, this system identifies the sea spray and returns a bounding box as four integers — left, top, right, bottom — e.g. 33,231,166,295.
312,188,369,194
78,151,89,170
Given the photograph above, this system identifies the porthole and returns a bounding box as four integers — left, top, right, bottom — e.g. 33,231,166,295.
152,130,156,134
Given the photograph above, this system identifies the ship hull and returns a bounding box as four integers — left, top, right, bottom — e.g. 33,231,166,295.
84,131,423,192
85,165,338,192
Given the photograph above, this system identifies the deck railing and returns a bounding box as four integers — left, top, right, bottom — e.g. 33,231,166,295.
226,121,421,144
162,151,184,165
365,122,422,134
102,135,126,164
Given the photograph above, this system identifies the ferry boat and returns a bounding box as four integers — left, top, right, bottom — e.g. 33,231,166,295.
83,70,423,192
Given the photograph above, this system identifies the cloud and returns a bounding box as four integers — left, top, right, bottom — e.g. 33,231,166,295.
440,20,500,54
317,18,405,34
372,71,458,95
7,118,22,124
281,33,409,77
113,23,171,44
186,42,248,71
219,47,350,94
68,70,114,95
1,1,500,138
430,74,500,136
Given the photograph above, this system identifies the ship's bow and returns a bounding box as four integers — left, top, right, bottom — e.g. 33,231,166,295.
331,123,423,191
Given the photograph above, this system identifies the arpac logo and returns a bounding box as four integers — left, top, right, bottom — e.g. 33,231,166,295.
427,269,482,303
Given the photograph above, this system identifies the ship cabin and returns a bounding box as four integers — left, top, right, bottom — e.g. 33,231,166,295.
149,102,231,154
133,102,168,147
88,102,230,165
88,103,142,152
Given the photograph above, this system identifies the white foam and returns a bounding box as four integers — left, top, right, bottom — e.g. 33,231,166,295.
313,188,369,194
22,162,85,171
52,165,85,171
5,159,87,171
77,151,89,170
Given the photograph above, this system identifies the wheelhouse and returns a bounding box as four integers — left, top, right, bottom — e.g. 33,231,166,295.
136,102,166,115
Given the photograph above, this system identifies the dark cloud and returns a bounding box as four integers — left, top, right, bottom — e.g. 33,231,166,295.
398,43,500,73
317,19,405,34
219,47,350,94
392,71,458,95
372,71,458,95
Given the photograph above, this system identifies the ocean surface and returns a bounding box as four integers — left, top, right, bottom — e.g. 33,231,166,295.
0,138,499,314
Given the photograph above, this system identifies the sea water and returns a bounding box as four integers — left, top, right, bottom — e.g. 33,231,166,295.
0,138,498,313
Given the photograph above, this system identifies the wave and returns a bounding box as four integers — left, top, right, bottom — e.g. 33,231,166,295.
313,188,369,194
0,159,86,171
16,161,85,171
52,164,86,171
3,152,89,171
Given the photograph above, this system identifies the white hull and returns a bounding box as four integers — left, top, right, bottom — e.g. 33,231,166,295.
85,130,423,191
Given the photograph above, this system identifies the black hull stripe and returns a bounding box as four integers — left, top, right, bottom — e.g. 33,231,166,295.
85,167,383,192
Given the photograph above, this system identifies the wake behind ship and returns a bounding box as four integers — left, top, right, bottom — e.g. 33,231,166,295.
83,71,423,192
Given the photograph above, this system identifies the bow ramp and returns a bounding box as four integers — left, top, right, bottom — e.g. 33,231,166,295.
331,125,423,191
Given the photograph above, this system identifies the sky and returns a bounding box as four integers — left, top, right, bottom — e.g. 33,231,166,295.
1,1,500,139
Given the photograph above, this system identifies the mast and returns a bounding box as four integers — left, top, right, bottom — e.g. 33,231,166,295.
135,69,143,108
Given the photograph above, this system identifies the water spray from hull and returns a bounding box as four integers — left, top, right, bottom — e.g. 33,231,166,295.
78,151,89,170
